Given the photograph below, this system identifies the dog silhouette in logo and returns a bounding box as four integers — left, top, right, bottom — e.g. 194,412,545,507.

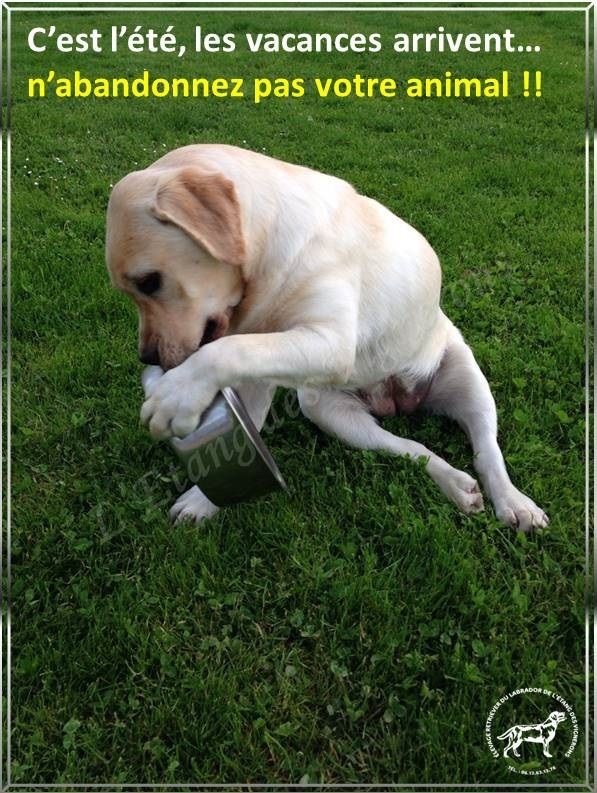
498,711,566,758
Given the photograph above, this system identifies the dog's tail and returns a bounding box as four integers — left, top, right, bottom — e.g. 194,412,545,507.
497,727,516,740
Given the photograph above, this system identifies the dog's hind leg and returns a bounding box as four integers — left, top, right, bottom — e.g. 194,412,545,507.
503,738,514,758
423,324,549,531
170,381,276,524
298,387,484,515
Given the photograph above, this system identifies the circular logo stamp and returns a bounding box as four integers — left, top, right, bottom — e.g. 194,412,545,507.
485,688,578,776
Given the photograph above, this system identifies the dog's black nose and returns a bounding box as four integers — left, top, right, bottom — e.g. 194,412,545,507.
139,346,160,366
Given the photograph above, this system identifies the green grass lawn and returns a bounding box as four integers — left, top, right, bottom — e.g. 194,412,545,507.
7,7,590,786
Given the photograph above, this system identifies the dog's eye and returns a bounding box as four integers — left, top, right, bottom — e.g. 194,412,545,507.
136,271,162,296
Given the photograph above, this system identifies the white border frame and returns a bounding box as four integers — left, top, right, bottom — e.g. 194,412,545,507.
0,2,593,791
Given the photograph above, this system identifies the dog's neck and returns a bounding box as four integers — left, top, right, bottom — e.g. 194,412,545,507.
231,184,353,335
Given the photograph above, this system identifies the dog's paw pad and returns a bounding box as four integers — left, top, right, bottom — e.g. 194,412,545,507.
169,487,219,525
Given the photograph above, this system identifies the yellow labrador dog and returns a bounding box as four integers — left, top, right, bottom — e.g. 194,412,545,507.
106,144,548,530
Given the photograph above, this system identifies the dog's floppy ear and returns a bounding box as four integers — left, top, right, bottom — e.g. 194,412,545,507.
151,167,246,267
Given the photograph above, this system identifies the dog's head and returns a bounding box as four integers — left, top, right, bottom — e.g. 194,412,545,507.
106,166,246,370
549,711,567,724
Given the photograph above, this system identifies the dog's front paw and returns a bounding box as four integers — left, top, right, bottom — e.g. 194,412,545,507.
494,488,549,531
140,354,219,439
141,365,165,398
170,486,219,525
